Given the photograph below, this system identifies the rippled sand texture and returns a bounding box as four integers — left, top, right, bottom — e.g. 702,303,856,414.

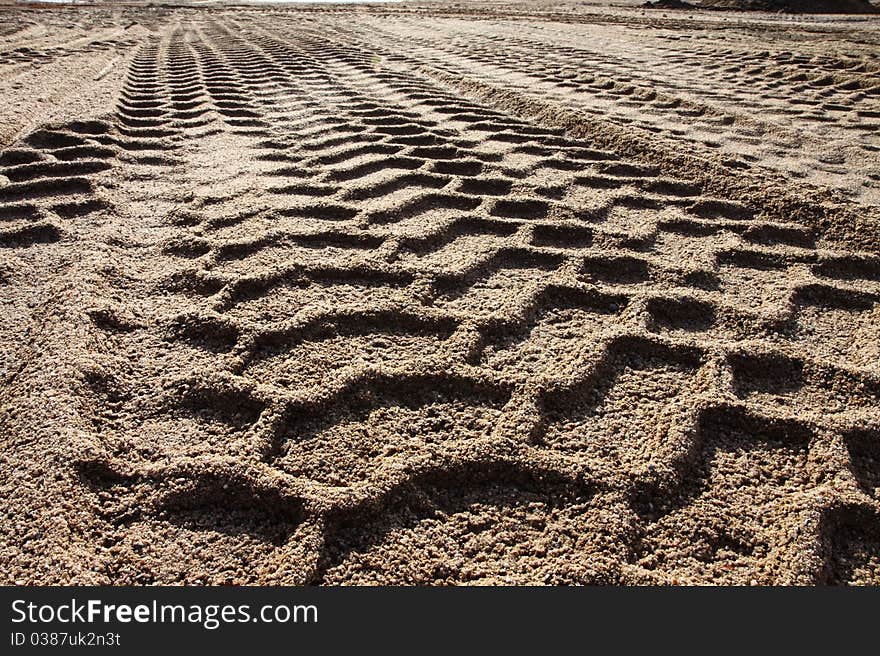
0,3,878,585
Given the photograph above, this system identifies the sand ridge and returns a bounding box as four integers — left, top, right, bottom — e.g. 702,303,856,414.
0,3,878,585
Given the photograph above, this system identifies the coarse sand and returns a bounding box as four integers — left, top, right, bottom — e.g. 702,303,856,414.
0,1,878,585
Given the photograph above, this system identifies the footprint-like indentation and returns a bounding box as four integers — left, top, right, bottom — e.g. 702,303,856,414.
0,149,45,166
822,505,880,585
163,237,211,259
403,216,518,255
0,177,92,202
690,198,754,221
458,177,513,196
482,286,626,378
744,224,816,249
791,285,879,368
245,312,457,388
581,255,650,285
86,373,265,459
541,337,702,477
597,162,659,178
814,256,880,284
728,351,805,398
24,129,86,150
225,267,415,324
275,375,511,486
435,249,562,317
432,160,483,176
844,429,879,499
345,172,450,201
490,198,549,220
279,204,359,222
326,156,424,183
647,296,716,332
716,249,789,271
532,223,593,249
166,313,240,353
366,192,480,224
79,463,307,585
320,461,617,585
635,405,817,584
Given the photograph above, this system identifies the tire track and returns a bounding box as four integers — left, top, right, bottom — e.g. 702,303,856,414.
1,6,878,585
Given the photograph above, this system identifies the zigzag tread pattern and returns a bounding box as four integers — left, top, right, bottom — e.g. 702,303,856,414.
1,6,879,586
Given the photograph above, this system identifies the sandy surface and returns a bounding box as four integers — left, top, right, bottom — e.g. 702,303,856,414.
0,2,878,585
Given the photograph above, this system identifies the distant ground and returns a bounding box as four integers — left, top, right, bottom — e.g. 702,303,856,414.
0,1,878,586
3,0,878,14
695,0,879,13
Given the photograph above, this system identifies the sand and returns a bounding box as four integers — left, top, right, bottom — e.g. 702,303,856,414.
0,1,878,586
696,1,879,13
